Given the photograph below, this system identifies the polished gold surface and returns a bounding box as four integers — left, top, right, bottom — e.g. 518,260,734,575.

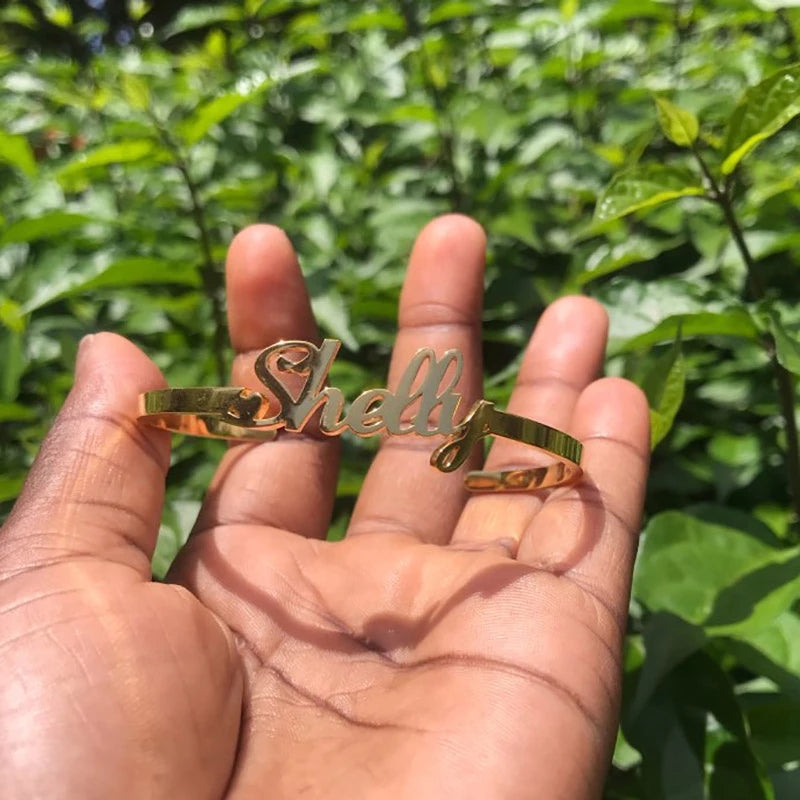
432,400,582,492
138,339,582,492
138,387,276,440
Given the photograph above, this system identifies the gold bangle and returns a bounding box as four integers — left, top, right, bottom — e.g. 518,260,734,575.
137,339,582,493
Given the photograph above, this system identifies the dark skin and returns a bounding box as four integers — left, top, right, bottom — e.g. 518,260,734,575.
0,215,649,799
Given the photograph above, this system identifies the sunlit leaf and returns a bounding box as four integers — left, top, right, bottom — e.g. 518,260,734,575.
594,164,705,222
0,131,36,177
577,236,681,286
634,509,800,630
161,4,243,38
311,293,358,351
128,0,151,21
612,729,641,771
57,140,158,181
22,257,199,313
730,611,800,684
655,96,699,147
346,10,405,31
0,212,95,245
42,1,72,27
722,63,800,175
0,297,25,333
121,73,151,111
769,312,800,375
179,60,317,145
427,1,477,24
613,310,760,353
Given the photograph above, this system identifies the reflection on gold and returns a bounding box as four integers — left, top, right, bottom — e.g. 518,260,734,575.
138,339,582,493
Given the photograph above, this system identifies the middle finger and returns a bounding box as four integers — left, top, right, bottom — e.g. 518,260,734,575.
346,215,486,544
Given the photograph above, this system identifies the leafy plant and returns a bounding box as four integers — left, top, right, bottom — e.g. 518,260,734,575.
3,1,800,797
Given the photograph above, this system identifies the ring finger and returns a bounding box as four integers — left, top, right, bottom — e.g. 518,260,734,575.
452,296,608,547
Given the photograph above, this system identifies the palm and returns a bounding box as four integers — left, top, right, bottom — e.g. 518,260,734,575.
0,216,648,800
178,525,619,799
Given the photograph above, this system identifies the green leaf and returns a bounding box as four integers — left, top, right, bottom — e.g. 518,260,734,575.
128,0,150,21
179,60,316,145
180,93,257,145
427,1,477,24
614,310,760,353
0,328,24,402
42,1,72,27
729,611,800,684
577,236,681,286
161,4,243,38
0,131,36,177
704,550,800,638
0,402,36,422
0,475,25,503
0,212,95,245
634,509,800,628
722,63,800,175
121,73,151,111
748,698,800,768
769,312,800,375
152,500,200,579
623,658,708,800
594,164,705,222
639,331,686,448
346,9,405,31
22,257,200,313
491,206,542,250
629,613,707,721
709,740,774,800
612,728,641,770
78,257,201,293
0,297,25,333
560,0,579,21
57,140,158,181
311,293,358,351
655,97,699,147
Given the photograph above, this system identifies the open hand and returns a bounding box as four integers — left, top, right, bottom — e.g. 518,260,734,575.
0,215,649,799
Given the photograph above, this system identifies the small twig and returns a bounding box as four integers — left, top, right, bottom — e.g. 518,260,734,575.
147,112,227,385
174,157,228,386
692,146,800,529
778,9,800,63
399,2,465,211
671,0,685,86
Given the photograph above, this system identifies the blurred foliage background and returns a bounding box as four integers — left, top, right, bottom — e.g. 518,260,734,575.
3,0,800,797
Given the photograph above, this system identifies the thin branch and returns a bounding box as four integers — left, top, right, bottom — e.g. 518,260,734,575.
692,146,800,529
399,2,465,211
174,158,228,386
778,9,800,63
148,114,227,385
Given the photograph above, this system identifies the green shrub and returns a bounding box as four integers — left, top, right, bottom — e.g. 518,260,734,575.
2,2,800,796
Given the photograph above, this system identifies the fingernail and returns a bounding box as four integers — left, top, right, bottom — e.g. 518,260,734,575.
76,334,96,372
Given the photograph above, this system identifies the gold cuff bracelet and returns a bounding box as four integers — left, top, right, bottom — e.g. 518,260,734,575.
137,339,582,493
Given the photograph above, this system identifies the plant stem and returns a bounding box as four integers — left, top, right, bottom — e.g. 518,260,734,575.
148,115,227,385
692,146,800,528
175,158,228,386
399,2,465,211
778,9,800,63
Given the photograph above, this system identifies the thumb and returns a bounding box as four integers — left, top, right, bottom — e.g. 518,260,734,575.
1,333,171,579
